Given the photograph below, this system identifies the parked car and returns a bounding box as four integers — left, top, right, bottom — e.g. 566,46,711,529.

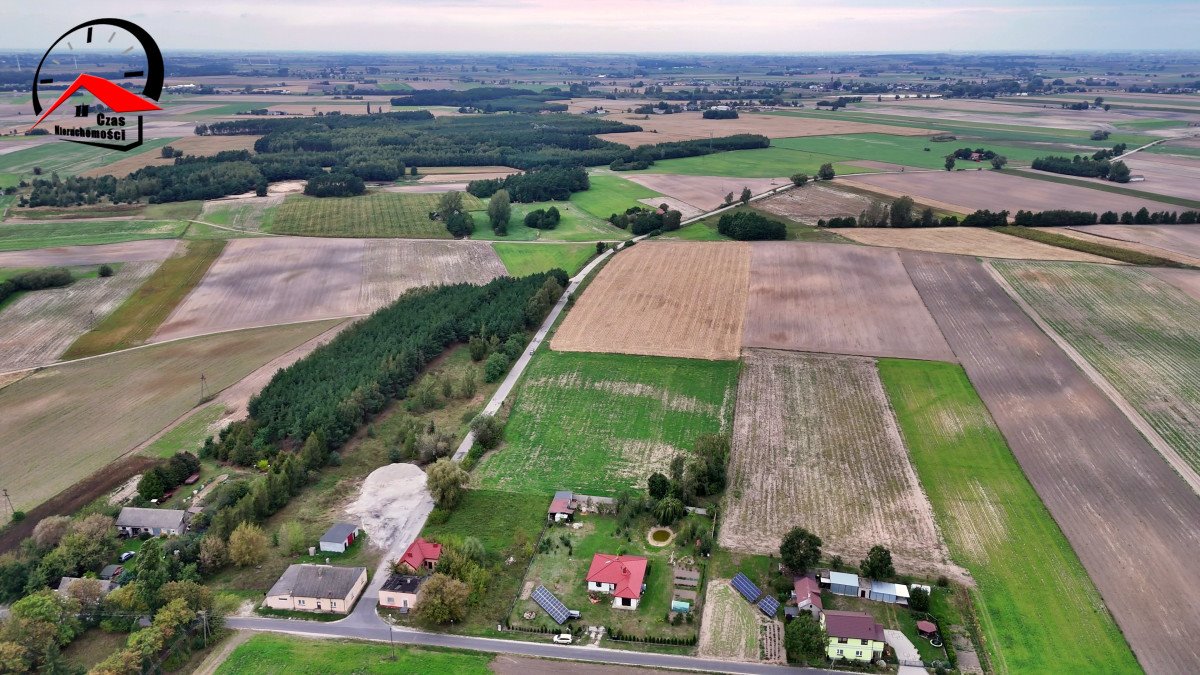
120,551,137,562
552,633,573,645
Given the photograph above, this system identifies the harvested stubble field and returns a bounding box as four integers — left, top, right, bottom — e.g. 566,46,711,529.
837,227,1116,263
552,241,750,361
1064,224,1200,263
1106,155,1200,201
77,135,260,178
596,111,939,146
625,147,871,179
0,262,157,371
840,170,1184,217
0,239,178,268
742,242,955,362
994,261,1200,476
473,350,738,496
698,580,762,661
0,320,339,524
623,174,786,212
153,238,505,342
755,183,877,224
901,251,1200,674
721,349,958,579
878,358,1138,674
269,191,483,238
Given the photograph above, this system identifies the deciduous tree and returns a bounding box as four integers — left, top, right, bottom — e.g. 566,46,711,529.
859,545,895,580
785,612,828,664
414,573,469,624
427,458,469,510
228,522,268,567
780,527,822,573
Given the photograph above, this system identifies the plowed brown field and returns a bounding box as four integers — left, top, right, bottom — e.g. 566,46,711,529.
902,251,1200,673
755,183,877,224
743,242,955,362
0,239,179,267
838,227,1116,262
623,174,786,212
722,349,960,579
551,241,750,360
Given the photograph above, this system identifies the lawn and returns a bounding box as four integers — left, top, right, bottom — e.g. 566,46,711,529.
772,133,1045,169
268,192,481,238
0,220,188,251
493,242,596,277
471,201,630,242
570,174,663,220
877,358,1139,674
214,634,494,674
474,350,739,496
63,239,226,358
656,222,729,241
626,146,872,178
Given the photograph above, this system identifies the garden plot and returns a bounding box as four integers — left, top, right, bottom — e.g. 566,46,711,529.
994,261,1200,476
153,238,504,342
0,262,158,371
743,242,955,362
552,241,750,361
623,174,786,212
722,350,959,580
838,227,1115,263
698,580,762,661
902,251,1200,674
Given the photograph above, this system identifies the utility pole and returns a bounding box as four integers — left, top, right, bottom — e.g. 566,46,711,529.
199,373,208,401
1,488,13,516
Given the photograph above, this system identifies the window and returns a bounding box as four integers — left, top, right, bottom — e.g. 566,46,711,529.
855,651,863,658
836,649,844,657
861,639,869,646
298,599,305,606
838,637,848,644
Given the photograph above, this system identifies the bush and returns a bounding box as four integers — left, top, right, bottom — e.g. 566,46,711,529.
716,211,786,240
702,108,739,119
470,414,503,449
484,352,510,383
98,264,114,278
909,587,931,612
303,172,366,197
11,511,25,522
524,207,562,230
790,173,809,187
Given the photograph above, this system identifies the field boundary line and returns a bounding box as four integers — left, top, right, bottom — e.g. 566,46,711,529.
983,260,1200,497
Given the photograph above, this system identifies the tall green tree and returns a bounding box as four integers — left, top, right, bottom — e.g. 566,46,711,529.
427,458,469,510
133,538,168,610
487,189,511,233
859,545,895,580
780,527,822,573
785,613,828,664
739,187,752,205
944,155,956,171
817,163,836,180
890,196,915,227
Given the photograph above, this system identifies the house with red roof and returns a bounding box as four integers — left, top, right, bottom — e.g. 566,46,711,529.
396,538,442,573
793,575,823,618
586,553,648,610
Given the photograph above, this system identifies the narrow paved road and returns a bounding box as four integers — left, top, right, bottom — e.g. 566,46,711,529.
226,616,822,674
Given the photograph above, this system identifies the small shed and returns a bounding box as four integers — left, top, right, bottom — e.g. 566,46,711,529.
99,565,123,581
548,491,575,522
868,580,911,604
827,571,860,597
319,523,360,553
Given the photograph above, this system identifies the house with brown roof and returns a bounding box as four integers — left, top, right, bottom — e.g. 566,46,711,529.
396,538,442,573
586,553,648,610
548,490,575,522
793,576,823,618
823,610,886,663
265,564,367,615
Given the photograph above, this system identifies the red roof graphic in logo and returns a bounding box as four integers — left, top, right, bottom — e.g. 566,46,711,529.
29,73,161,131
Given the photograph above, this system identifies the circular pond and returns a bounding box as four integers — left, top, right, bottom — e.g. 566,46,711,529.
647,526,675,546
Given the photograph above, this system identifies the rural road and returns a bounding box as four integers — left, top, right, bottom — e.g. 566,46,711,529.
224,615,825,674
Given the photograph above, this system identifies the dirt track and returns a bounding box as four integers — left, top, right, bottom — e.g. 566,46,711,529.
902,250,1200,673
743,242,956,362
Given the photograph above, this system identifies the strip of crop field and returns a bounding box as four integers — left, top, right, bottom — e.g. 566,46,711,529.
269,192,484,238
992,226,1180,267
1007,169,1200,210
878,358,1139,675
0,220,189,252
63,239,226,358
492,242,595,277
474,350,739,496
993,261,1200,477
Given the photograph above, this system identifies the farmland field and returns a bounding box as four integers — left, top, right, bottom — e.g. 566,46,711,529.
0,261,158,371
214,634,493,675
623,174,787,212
623,147,871,178
596,110,940,146
552,241,750,360
570,174,663,220
0,220,188,251
0,320,339,524
994,261,1200,475
878,358,1138,674
77,134,261,178
474,350,738,496
902,251,1200,673
772,133,1046,169
755,183,880,224
743,242,955,362
0,239,179,269
0,137,175,177
698,580,761,661
722,349,957,578
268,192,481,238
65,239,226,357
492,242,595,277
836,227,1116,262
1064,224,1200,262
153,238,505,341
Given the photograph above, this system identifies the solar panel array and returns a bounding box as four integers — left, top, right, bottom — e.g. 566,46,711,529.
731,572,761,603
757,595,780,617
531,585,570,625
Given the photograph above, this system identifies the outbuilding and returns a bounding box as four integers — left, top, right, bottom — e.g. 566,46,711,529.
548,491,575,522
823,570,861,597
868,580,910,605
319,522,360,553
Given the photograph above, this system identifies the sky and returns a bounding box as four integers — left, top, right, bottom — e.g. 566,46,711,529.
3,0,1198,53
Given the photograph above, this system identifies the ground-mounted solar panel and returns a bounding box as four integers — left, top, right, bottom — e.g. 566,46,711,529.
757,595,780,617
731,572,761,603
531,584,570,625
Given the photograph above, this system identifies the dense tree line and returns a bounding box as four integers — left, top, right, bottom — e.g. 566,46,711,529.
388,87,566,113
1031,154,1113,179
716,211,787,240
137,452,202,502
952,147,998,160
0,267,73,304
610,134,769,171
1012,209,1099,227
467,166,589,202
214,272,567,455
609,205,683,235
702,108,739,119
303,171,366,197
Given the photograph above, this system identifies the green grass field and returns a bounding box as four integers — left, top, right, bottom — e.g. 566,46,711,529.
0,137,174,177
773,133,1046,169
0,220,188,251
570,174,663,219
142,404,226,458
878,358,1138,675
214,634,494,674
269,192,480,238
492,242,595,277
682,205,850,244
63,239,226,358
421,489,547,557
626,146,871,178
474,350,739,496
6,200,202,221
470,200,629,242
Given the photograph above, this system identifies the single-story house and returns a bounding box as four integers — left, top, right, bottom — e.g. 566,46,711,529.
115,507,187,537
397,538,442,573
548,491,575,522
319,522,360,553
99,565,123,581
868,580,910,605
822,570,860,597
586,553,647,610
265,564,367,614
57,577,117,597
823,610,886,663
793,576,823,618
379,574,425,613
